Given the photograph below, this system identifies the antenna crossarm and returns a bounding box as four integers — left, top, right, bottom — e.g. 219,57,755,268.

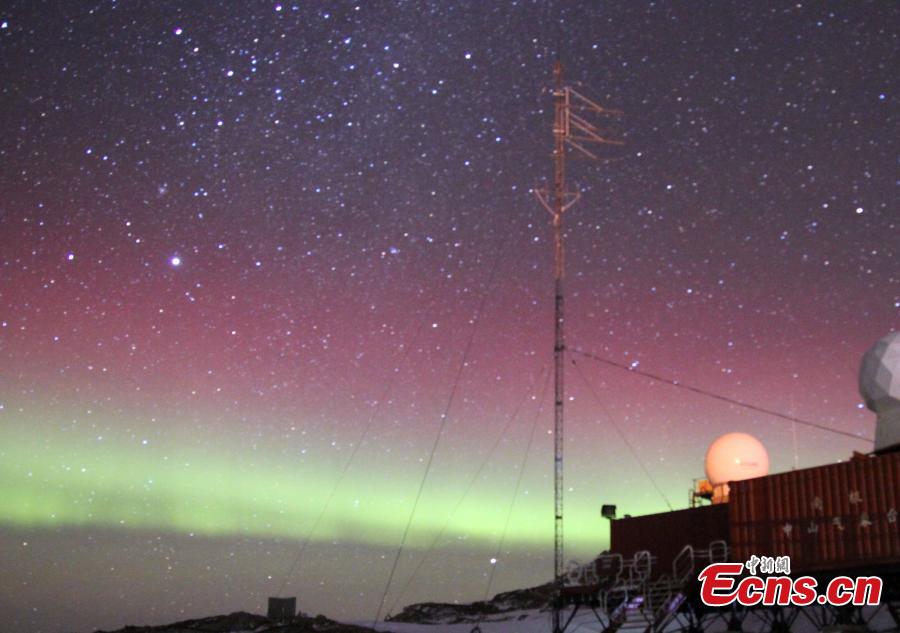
534,188,580,216
560,192,580,212
568,115,623,145
567,87,623,116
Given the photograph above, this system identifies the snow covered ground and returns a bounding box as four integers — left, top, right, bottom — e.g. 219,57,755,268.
368,605,894,633
373,610,551,633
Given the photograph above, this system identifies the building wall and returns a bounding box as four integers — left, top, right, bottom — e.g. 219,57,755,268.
729,451,900,572
267,597,296,621
610,503,729,577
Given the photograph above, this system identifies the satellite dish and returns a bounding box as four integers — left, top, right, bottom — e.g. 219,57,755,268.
704,432,769,486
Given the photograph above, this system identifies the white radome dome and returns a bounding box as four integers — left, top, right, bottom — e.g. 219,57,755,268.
704,432,769,485
859,332,900,414
859,332,900,453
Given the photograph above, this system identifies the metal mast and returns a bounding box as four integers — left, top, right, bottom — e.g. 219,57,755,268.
534,61,622,633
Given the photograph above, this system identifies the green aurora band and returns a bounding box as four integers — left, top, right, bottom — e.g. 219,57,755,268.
1,400,653,554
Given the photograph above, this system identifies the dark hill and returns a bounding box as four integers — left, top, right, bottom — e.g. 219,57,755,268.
387,582,555,624
93,611,375,633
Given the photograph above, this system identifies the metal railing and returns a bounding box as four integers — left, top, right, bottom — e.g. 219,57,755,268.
595,541,730,633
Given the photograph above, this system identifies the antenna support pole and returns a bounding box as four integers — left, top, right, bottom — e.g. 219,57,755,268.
533,61,622,633
551,61,567,633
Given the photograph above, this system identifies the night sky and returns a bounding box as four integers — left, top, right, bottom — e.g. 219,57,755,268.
0,2,897,632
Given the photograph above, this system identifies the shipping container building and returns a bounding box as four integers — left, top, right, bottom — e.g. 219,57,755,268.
609,451,899,577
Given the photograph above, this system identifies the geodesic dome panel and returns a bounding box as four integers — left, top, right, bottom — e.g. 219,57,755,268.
859,332,900,413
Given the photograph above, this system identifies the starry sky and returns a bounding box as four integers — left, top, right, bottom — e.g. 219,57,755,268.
0,1,897,632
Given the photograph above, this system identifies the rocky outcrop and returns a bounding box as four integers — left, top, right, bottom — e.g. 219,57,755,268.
94,611,375,633
387,582,555,624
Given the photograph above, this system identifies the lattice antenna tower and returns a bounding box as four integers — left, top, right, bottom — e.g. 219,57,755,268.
533,61,622,633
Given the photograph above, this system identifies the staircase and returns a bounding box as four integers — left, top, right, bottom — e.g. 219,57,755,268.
598,541,729,633
605,595,648,633
620,598,652,633
642,577,686,633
